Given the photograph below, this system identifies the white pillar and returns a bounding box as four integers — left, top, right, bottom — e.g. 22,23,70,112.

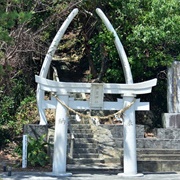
22,135,28,168
51,93,72,176
118,96,143,177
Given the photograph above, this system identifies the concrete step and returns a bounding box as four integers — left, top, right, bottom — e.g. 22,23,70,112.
70,147,99,153
70,133,93,138
137,138,180,149
138,160,180,172
67,157,105,164
70,124,91,129
66,163,123,173
138,154,180,161
72,129,93,134
103,157,121,164
114,138,180,149
137,149,180,155
73,153,99,158
72,142,97,148
68,157,121,165
73,138,96,144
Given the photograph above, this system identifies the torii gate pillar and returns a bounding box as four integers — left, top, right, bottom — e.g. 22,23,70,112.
52,93,71,176
118,96,143,177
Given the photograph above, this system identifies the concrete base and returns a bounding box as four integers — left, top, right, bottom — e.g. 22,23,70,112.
162,113,180,128
117,173,144,177
45,172,72,177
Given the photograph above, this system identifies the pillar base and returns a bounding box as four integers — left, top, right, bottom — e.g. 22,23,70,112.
117,173,143,177
45,172,72,177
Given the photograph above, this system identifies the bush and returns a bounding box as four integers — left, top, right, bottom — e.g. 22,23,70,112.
27,135,50,167
0,79,36,145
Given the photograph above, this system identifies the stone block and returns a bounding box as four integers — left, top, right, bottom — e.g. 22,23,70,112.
23,124,48,140
162,113,180,128
167,61,180,113
100,124,144,138
136,139,180,149
155,128,180,139
138,160,180,172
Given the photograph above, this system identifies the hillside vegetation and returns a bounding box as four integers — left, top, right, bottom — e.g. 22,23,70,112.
0,0,180,146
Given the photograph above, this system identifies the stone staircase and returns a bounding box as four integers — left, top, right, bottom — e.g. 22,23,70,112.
137,149,180,172
48,118,180,172
67,119,100,165
48,116,122,172
101,124,180,172
138,128,180,172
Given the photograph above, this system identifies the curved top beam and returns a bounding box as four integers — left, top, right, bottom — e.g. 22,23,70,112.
39,8,79,78
37,8,78,125
96,8,133,84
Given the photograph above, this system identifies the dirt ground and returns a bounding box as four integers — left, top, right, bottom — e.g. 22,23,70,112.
0,143,51,173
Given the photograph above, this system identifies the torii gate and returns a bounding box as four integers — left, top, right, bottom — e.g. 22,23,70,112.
36,8,157,177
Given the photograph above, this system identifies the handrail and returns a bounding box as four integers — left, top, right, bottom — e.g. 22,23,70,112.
68,121,75,159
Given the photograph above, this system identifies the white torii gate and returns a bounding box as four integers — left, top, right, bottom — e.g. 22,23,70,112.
36,8,157,177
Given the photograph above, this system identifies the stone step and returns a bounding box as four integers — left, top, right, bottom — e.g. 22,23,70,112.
67,157,105,164
155,128,180,139
138,154,180,161
69,147,99,153
69,133,93,138
73,138,96,144
137,138,180,149
71,129,93,134
48,124,92,131
48,133,93,140
72,153,99,158
137,148,180,155
103,158,121,164
68,157,121,165
70,124,92,129
72,142,98,148
114,138,180,149
69,118,89,124
138,160,180,172
67,163,123,173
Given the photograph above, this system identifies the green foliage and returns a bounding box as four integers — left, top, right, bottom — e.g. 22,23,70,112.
0,0,179,147
0,96,15,124
0,78,36,145
27,135,50,167
14,135,51,167
81,0,180,128
87,0,180,82
11,95,37,136
15,95,38,135
0,1,32,43
0,94,15,145
89,26,124,82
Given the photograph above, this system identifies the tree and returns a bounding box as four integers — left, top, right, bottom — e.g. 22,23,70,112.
77,0,180,127
0,0,179,141
0,0,81,145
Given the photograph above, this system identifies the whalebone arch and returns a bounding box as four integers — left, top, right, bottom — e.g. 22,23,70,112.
35,8,157,175
36,8,157,125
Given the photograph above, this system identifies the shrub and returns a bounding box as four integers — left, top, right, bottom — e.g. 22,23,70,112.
27,135,50,167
